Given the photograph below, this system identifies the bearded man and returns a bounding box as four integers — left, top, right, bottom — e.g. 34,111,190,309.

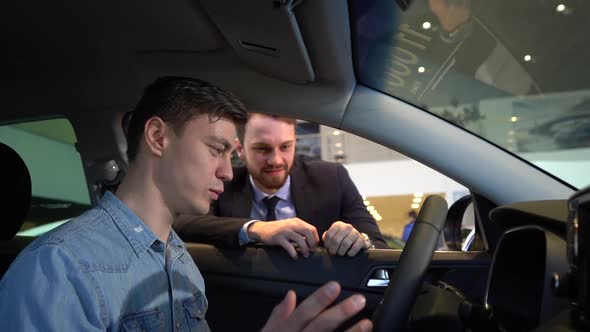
176,113,388,258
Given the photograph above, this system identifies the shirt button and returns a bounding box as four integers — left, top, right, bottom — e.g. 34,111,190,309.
176,322,181,329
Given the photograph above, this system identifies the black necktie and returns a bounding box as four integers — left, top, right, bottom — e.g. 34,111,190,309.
262,196,281,221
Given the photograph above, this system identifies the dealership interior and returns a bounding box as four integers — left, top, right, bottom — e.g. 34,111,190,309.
296,121,469,248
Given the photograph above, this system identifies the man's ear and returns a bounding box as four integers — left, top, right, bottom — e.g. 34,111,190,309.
144,116,168,157
236,138,245,159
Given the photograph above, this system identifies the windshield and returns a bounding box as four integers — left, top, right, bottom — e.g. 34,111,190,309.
351,0,590,189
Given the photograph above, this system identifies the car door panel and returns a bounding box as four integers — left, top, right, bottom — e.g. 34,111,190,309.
188,244,490,331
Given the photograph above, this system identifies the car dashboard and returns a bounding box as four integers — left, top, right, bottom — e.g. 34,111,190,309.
482,201,570,330
410,200,573,331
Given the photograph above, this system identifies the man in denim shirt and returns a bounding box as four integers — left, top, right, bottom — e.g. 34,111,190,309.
0,77,373,331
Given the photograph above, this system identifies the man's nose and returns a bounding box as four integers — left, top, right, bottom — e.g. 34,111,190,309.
217,157,233,181
267,150,281,165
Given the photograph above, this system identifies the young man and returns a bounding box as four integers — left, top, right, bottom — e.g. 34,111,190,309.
176,113,388,259
0,77,372,331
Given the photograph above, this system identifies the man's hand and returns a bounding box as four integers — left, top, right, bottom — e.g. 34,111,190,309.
322,222,369,256
248,218,320,259
262,281,373,332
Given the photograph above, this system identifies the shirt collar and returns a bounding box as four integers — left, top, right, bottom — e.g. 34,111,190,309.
249,175,291,203
99,191,181,256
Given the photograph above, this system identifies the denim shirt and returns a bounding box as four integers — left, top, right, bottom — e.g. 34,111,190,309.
0,192,209,332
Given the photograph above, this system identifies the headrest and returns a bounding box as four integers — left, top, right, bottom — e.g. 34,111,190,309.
0,143,32,240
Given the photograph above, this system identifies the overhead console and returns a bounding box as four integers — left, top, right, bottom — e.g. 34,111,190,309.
200,0,315,84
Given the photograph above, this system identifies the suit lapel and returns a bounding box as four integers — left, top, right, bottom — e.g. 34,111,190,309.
223,166,254,218
231,179,253,218
290,157,314,223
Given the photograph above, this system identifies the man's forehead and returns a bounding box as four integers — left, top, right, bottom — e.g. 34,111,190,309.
188,115,238,138
246,128,295,145
246,117,295,139
247,114,295,127
195,114,237,128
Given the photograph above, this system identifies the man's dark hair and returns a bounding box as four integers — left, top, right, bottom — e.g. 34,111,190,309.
237,112,297,143
408,210,417,218
125,77,248,161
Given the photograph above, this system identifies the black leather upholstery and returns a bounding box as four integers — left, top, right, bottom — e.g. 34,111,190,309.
0,143,32,240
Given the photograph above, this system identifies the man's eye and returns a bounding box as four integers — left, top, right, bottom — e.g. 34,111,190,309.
211,146,223,155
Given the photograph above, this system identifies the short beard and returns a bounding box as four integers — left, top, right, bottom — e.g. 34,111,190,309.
253,165,290,190
259,174,287,190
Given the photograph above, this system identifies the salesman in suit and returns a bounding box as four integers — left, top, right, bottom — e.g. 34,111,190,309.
175,113,388,258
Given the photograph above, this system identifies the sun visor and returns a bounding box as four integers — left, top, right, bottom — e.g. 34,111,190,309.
201,0,315,84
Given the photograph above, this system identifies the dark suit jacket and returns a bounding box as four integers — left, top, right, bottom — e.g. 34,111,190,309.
175,155,388,249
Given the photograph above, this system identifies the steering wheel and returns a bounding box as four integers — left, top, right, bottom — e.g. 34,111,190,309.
372,195,449,331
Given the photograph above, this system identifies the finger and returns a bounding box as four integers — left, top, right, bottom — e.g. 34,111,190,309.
290,227,315,253
271,291,297,323
302,294,367,332
278,237,299,260
287,281,341,331
347,236,366,257
323,225,343,255
262,290,297,332
288,232,310,258
344,319,373,332
329,225,353,255
338,231,360,256
308,225,320,245
300,226,319,251
292,219,319,250
332,224,353,251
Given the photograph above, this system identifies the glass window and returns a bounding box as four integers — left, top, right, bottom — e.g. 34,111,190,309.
351,0,590,188
296,122,469,250
0,118,90,236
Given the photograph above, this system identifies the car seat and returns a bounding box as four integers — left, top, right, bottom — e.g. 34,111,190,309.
0,142,32,240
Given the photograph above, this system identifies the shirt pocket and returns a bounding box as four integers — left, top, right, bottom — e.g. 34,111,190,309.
121,307,163,332
183,291,209,332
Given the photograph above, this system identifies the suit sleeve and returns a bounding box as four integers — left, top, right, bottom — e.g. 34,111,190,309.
174,208,251,249
336,164,390,249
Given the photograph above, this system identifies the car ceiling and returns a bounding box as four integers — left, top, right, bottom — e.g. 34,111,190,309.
2,0,575,205
2,0,355,127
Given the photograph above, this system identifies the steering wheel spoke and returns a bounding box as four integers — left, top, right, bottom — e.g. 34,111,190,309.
372,195,448,331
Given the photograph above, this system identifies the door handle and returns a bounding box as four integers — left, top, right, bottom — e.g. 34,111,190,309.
367,268,390,288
